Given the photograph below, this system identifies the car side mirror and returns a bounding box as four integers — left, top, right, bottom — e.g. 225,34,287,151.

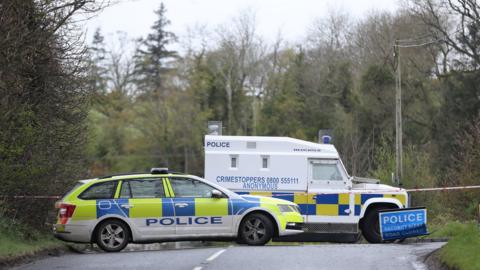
211,189,223,198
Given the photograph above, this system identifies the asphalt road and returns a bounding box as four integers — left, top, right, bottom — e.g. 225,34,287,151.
13,242,445,270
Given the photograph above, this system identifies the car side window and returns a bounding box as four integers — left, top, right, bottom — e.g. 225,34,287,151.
119,181,131,198
169,178,214,198
79,181,117,200
120,179,165,198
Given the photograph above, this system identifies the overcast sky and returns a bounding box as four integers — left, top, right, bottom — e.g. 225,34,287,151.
84,0,399,49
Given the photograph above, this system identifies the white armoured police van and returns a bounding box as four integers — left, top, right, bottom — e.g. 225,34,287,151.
204,135,409,243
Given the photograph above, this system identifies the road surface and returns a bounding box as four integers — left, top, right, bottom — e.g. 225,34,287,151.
13,242,445,270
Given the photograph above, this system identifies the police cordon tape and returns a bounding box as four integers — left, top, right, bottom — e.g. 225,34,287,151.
1,184,480,199
0,195,61,199
262,185,480,196
405,185,480,192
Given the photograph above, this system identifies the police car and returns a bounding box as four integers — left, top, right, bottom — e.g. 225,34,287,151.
53,168,304,252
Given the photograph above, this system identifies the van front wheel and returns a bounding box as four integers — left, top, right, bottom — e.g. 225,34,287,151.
361,206,394,243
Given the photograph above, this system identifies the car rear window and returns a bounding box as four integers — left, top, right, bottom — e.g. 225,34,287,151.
61,182,85,200
78,181,117,200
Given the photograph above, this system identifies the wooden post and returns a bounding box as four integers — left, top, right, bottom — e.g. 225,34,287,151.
394,40,403,186
478,204,480,226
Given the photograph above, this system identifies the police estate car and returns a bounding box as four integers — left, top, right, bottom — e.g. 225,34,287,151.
53,168,304,252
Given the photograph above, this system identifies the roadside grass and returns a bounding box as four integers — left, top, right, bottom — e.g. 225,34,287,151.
428,221,480,270
0,217,64,262
0,232,62,260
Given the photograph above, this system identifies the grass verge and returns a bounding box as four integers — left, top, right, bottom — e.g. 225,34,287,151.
0,218,65,264
429,221,480,270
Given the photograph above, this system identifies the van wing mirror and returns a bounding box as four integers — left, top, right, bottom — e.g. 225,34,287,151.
211,189,223,198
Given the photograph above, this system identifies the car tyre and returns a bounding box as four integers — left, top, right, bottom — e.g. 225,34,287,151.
96,219,130,252
239,213,274,246
361,206,395,243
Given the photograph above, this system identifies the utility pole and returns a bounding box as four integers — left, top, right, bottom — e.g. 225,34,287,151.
393,36,443,186
394,40,403,186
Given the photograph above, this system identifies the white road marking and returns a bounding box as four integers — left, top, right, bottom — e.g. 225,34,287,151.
206,249,226,262
192,247,229,269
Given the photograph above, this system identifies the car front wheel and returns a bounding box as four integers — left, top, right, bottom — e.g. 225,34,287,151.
239,213,274,245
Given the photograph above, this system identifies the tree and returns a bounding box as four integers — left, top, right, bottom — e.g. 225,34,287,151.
87,28,109,99
432,70,480,172
408,0,480,70
259,48,306,138
444,115,480,218
210,10,266,134
0,0,107,228
129,3,179,169
134,3,177,95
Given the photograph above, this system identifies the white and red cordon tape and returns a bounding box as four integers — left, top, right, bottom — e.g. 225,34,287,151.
406,185,480,192
1,195,61,199
250,185,480,197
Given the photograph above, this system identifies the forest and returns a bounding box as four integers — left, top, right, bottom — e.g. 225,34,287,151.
1,0,479,230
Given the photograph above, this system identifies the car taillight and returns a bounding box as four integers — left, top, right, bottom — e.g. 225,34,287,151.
57,203,76,225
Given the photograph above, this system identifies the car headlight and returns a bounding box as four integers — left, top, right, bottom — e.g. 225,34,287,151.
278,204,299,213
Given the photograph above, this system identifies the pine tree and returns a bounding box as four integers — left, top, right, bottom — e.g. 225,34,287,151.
134,3,177,95
87,28,108,98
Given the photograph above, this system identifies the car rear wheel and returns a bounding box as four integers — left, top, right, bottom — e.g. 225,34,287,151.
361,206,395,243
96,220,129,252
239,213,274,245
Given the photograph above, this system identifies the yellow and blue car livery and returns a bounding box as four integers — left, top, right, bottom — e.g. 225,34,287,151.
53,173,303,249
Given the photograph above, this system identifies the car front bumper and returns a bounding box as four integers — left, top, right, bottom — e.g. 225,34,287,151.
286,222,304,231
278,221,304,236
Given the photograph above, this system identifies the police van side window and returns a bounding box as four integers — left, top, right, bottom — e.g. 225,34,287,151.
261,156,269,169
312,161,344,181
230,155,238,169
169,178,215,198
120,179,165,198
79,181,117,200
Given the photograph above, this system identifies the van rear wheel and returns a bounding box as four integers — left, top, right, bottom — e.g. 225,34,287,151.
239,213,273,245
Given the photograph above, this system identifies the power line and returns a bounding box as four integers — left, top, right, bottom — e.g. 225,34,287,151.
395,38,445,48
395,33,436,43
395,27,469,48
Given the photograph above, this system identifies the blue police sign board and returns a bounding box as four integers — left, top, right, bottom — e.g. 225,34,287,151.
379,207,428,241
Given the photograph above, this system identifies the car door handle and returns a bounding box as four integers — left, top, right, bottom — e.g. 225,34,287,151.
120,204,134,209
175,203,188,208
